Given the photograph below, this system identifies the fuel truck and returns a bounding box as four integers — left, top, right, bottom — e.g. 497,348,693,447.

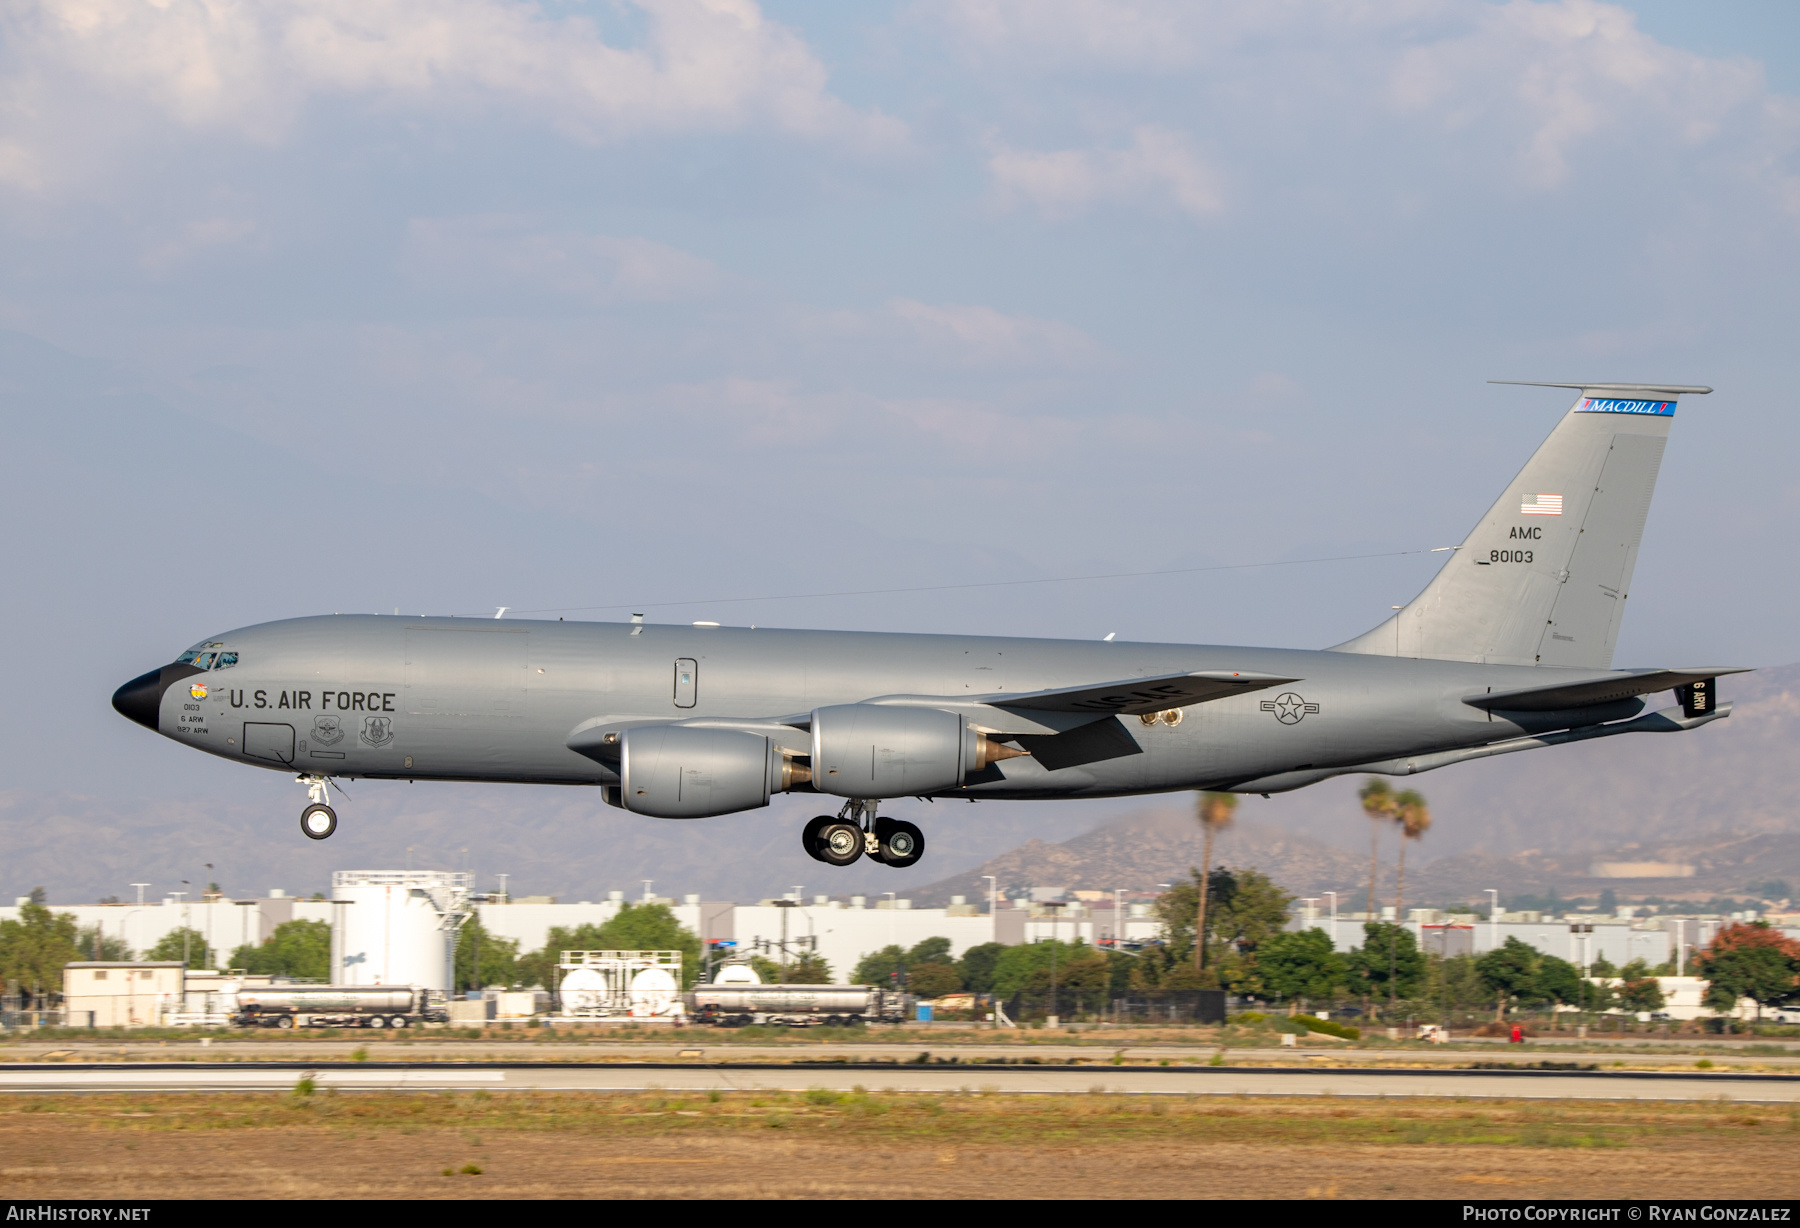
688,984,909,1027
232,985,448,1030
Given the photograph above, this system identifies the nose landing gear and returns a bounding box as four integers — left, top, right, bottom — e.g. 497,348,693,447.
298,774,338,840
800,801,926,868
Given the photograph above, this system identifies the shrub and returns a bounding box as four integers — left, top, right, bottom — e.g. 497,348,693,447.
1293,1014,1359,1040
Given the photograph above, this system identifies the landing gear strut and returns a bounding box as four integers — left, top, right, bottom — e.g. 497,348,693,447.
298,774,338,840
799,801,926,869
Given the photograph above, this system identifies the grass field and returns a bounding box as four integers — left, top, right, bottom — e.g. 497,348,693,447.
1,1090,1796,1199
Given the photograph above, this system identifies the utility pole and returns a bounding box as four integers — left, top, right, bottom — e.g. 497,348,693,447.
773,899,798,982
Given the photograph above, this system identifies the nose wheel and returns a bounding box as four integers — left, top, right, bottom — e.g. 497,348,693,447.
799,803,926,868
297,774,339,840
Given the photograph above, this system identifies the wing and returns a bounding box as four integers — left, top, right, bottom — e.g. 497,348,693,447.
1465,667,1751,713
986,670,1300,716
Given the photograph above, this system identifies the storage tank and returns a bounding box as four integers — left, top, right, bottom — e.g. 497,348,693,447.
331,870,472,991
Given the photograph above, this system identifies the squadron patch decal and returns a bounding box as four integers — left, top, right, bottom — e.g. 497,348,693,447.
189,683,208,700
360,715,394,748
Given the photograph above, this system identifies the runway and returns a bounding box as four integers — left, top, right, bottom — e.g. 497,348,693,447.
6,1061,1799,1101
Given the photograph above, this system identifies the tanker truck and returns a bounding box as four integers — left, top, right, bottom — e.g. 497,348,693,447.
688,983,908,1027
232,985,448,1030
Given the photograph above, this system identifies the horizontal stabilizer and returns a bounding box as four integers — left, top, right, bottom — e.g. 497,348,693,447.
1465,667,1752,712
990,670,1298,716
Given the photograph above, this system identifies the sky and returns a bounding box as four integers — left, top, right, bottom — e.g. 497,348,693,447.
2,0,1797,900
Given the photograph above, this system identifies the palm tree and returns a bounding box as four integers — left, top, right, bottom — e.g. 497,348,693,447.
1194,791,1238,971
1358,778,1396,919
1391,789,1431,917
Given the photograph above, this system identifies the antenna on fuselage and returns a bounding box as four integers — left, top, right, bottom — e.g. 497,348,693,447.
494,607,508,619
1103,632,1116,642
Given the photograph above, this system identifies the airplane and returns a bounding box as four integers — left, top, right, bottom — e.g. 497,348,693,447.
112,382,1743,870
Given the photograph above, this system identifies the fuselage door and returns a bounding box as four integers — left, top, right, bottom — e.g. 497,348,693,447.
674,659,698,709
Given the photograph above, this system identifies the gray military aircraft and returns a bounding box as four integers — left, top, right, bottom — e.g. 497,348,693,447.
113,383,1742,869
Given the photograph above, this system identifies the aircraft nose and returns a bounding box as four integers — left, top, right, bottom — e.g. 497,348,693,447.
112,666,177,730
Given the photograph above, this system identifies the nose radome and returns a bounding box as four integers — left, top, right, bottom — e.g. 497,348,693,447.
112,665,196,731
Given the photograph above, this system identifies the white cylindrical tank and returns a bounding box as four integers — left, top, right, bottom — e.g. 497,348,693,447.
332,871,471,992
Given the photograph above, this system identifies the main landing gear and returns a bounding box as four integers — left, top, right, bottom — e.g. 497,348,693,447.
802,800,924,869
298,774,338,840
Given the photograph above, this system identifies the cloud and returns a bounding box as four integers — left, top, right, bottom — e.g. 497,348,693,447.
399,216,721,309
988,126,1224,220
932,0,1800,210
887,299,1100,367
0,0,905,191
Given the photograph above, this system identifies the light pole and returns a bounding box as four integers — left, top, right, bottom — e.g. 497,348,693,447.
1486,889,1500,952
1043,901,1065,1024
773,899,798,981
131,883,149,907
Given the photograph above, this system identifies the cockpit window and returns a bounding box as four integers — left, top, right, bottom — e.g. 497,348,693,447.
177,650,201,665
192,652,218,670
214,652,238,670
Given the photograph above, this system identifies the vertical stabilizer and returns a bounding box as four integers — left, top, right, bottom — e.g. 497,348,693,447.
1332,383,1709,668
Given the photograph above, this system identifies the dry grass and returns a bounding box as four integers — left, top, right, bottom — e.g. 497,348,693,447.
0,1091,1797,1199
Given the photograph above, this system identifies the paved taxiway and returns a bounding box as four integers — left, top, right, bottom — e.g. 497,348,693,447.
5,1062,1799,1101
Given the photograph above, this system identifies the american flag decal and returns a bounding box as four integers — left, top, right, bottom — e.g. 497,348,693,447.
1520,493,1563,516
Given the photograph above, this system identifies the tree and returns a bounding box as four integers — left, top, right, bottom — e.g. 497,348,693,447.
1348,922,1425,1000
1616,958,1666,1013
1694,922,1800,1019
1391,790,1431,916
229,920,331,980
0,901,82,997
783,951,834,983
909,937,953,965
957,942,1007,994
593,903,702,989
1153,866,1292,986
1256,928,1347,1003
145,927,216,971
1534,954,1583,1006
1194,791,1238,971
515,922,606,993
75,924,133,962
853,945,908,987
852,938,955,991
1475,936,1544,1016
1359,779,1397,917
909,962,963,999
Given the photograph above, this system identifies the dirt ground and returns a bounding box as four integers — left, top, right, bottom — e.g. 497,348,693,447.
1,1091,1795,1200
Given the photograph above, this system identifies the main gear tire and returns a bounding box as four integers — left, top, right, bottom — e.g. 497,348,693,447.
300,803,337,840
802,815,836,863
879,820,925,868
816,821,864,866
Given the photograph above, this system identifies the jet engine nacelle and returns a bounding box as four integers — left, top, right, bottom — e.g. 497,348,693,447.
809,704,1023,798
618,726,804,819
